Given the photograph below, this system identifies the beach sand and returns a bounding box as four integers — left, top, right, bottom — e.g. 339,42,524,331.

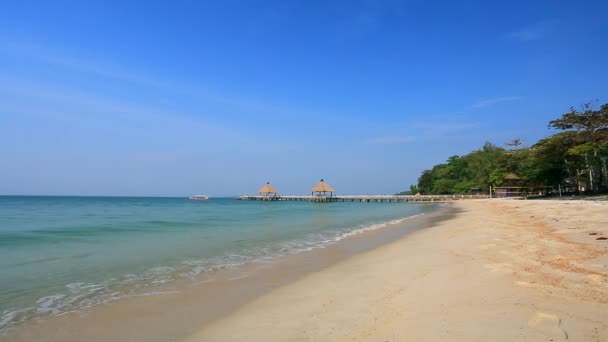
3,199,607,341
186,199,608,341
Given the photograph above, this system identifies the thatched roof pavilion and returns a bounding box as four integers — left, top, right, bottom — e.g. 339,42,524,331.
504,173,521,180
311,179,335,196
503,173,522,187
258,182,278,196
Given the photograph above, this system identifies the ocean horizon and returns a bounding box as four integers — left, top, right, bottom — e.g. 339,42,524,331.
0,195,440,333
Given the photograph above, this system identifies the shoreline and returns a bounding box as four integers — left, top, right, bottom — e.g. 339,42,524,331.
2,204,452,341
5,199,607,341
187,199,608,341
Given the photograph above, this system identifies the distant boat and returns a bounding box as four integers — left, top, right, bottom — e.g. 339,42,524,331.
188,195,209,201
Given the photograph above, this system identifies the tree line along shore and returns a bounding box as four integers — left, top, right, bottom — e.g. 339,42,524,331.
408,102,608,196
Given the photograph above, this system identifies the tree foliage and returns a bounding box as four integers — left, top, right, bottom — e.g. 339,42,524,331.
411,102,608,194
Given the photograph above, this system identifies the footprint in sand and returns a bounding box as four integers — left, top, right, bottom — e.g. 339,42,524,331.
528,312,568,340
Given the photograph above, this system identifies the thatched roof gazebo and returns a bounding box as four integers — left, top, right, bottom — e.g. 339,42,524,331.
494,173,528,198
258,182,278,197
311,179,335,197
504,173,521,181
503,173,522,187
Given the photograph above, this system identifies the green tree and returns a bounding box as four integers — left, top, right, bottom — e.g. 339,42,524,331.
546,102,608,191
411,102,608,195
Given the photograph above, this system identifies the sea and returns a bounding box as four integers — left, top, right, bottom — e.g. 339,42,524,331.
0,196,440,333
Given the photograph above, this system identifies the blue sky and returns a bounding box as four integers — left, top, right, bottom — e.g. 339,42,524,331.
1,0,607,196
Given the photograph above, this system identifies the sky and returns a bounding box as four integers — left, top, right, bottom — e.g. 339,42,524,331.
0,0,607,196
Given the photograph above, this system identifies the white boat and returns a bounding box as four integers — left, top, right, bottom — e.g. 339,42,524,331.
188,195,209,200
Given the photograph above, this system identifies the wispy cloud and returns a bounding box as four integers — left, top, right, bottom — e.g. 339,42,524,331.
414,122,480,131
0,40,160,86
505,20,556,42
0,40,300,118
472,96,522,108
0,77,311,157
4,38,453,143
364,120,480,145
365,135,416,145
0,77,230,133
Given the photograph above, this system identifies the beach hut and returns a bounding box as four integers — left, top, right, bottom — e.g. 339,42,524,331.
504,173,521,185
494,173,523,197
258,182,278,198
311,179,335,197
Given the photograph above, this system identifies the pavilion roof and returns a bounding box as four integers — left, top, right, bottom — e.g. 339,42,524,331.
258,182,278,194
504,173,521,180
311,179,335,193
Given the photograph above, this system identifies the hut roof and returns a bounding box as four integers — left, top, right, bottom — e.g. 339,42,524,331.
258,182,278,194
311,179,335,193
504,173,521,180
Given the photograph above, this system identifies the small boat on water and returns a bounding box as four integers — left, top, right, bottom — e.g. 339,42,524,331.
188,195,209,200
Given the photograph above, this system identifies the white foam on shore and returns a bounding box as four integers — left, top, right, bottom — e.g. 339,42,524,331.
35,295,67,314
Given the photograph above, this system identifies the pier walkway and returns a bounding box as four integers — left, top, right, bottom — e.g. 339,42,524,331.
238,195,489,202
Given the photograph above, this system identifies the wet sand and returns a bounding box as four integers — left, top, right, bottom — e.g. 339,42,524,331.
187,199,608,341
2,205,450,341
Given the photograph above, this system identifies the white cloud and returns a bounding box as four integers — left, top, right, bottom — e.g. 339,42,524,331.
506,20,556,42
472,96,522,108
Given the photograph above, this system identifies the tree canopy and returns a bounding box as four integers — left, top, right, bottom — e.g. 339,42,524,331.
410,102,608,195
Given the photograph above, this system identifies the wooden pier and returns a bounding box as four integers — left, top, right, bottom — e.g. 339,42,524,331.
238,194,489,203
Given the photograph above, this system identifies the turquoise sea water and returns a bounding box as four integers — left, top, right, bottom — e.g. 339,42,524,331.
0,196,439,332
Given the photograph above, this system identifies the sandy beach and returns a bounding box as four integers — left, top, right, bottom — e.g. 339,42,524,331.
3,199,607,342
187,199,608,341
